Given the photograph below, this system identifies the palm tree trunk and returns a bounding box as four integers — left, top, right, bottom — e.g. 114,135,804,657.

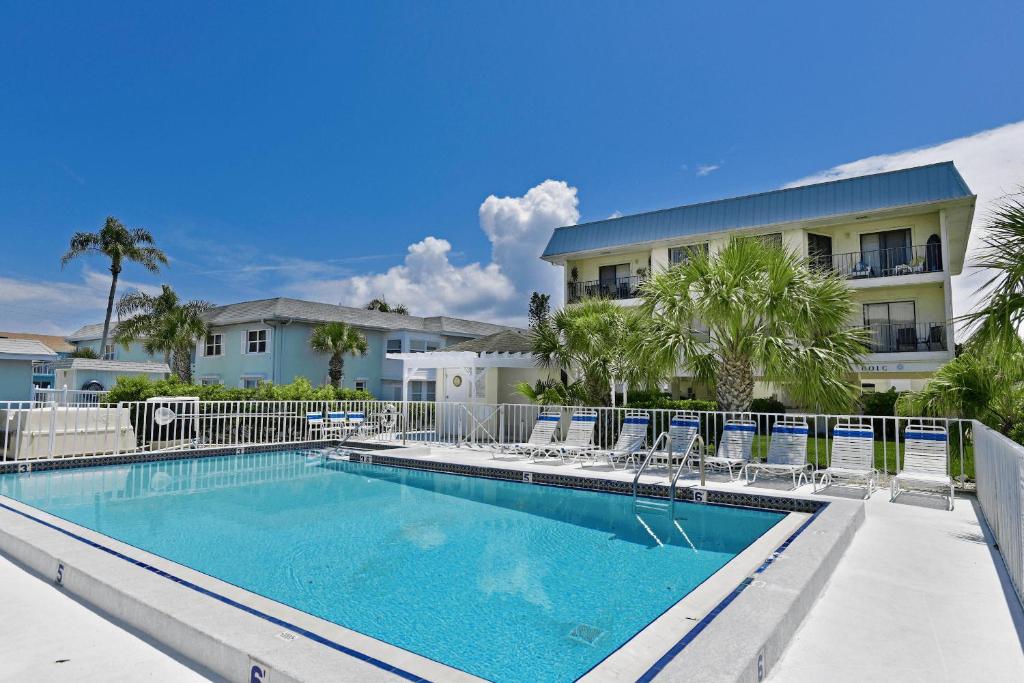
716,355,754,412
173,348,192,383
100,265,120,353
328,354,342,388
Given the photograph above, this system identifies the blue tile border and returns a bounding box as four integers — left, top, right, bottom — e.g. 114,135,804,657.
0,498,431,683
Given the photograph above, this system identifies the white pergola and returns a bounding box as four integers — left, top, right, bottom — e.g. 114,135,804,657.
387,351,537,401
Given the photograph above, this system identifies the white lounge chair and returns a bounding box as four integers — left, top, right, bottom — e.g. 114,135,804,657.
891,424,954,510
325,411,348,438
307,410,326,438
744,419,810,489
814,423,877,498
589,412,650,470
344,411,377,439
648,412,701,471
503,410,560,458
541,409,598,463
704,419,756,479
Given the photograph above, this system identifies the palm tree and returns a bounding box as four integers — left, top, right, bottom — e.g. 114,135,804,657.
635,237,867,412
527,298,659,406
61,217,168,353
309,322,369,388
365,297,409,315
114,285,212,382
896,335,1024,436
960,188,1024,346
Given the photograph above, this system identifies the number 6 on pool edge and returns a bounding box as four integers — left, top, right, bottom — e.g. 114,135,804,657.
55,562,64,585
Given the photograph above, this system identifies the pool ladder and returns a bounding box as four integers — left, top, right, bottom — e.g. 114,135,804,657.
632,432,704,519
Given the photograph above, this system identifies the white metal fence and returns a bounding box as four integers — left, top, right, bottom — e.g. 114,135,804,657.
973,422,1024,607
0,398,974,485
31,387,109,406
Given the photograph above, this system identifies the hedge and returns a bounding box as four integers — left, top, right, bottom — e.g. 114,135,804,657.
102,376,375,404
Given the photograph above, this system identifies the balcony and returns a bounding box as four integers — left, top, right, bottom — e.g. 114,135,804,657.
857,322,948,353
811,243,943,280
567,275,644,302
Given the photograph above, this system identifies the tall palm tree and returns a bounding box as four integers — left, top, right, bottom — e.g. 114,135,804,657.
61,216,168,353
114,285,213,382
365,297,409,315
635,237,867,412
527,298,659,406
960,188,1024,346
309,322,369,388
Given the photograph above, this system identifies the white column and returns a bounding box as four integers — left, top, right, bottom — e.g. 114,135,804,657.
939,209,956,353
401,361,409,402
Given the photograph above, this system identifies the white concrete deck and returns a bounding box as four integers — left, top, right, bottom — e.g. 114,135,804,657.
2,445,1022,682
0,553,220,682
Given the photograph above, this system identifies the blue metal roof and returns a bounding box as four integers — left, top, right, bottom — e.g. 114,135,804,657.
542,162,973,259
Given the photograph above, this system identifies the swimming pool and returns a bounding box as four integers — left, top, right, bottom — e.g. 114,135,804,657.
0,450,785,682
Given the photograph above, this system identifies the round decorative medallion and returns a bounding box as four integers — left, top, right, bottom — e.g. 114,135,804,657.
452,375,463,387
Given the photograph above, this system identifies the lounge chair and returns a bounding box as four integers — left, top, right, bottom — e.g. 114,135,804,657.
813,423,876,498
647,412,701,471
588,412,651,470
307,411,326,438
891,424,954,510
344,411,378,439
541,409,598,463
704,419,756,479
503,410,560,458
849,261,872,278
325,411,348,438
744,419,810,489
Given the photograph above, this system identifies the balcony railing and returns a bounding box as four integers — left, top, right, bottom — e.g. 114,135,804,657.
811,243,943,280
857,321,948,353
567,275,645,302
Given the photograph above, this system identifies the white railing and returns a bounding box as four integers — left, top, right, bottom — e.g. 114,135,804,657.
973,422,1024,607
31,386,109,406
0,399,974,487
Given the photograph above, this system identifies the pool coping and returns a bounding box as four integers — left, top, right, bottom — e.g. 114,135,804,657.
0,443,864,682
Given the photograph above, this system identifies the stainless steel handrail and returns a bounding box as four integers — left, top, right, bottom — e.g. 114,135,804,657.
633,431,671,504
669,434,705,515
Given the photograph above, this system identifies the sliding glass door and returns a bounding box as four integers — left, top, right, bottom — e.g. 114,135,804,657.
863,301,916,352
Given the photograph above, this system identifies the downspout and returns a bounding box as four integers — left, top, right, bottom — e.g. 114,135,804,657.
260,318,293,384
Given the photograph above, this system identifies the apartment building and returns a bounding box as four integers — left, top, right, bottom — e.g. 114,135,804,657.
67,297,517,397
541,162,976,397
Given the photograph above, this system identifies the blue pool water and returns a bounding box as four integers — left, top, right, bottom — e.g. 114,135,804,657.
1,451,784,682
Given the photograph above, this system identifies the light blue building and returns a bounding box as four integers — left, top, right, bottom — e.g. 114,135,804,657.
68,297,518,398
0,339,58,400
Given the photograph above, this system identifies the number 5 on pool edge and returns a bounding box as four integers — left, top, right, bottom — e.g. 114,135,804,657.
55,561,65,585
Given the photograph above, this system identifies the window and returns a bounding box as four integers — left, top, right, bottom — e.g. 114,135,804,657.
354,379,368,392
409,380,436,402
669,242,709,265
861,383,876,393
807,234,833,271
199,376,221,386
860,228,912,274
102,344,114,361
756,232,783,248
204,333,222,357
386,338,402,354
863,301,917,353
381,380,402,400
409,339,440,353
245,329,268,354
241,376,262,389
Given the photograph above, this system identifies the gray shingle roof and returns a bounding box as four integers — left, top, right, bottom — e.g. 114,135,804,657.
54,358,171,374
0,332,74,353
542,161,975,259
0,339,58,359
66,322,117,342
439,329,535,354
201,298,518,337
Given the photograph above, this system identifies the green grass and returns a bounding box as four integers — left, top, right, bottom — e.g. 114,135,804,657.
736,434,975,481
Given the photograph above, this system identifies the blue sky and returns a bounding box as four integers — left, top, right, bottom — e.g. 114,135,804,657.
2,1,1023,332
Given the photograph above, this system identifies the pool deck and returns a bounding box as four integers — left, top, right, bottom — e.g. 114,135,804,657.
1,444,1022,682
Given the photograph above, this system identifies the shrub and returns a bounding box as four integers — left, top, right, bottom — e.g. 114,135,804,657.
103,375,374,404
625,397,718,412
859,388,903,416
749,397,786,414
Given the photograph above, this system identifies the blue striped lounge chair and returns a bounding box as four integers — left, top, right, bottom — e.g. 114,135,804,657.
813,423,877,498
504,410,561,458
307,410,326,438
325,411,348,438
346,411,375,438
891,424,954,510
743,419,810,489
589,412,651,471
545,409,599,463
648,412,701,470
704,419,756,479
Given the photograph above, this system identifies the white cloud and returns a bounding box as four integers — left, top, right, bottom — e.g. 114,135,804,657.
0,269,161,334
696,163,721,177
291,180,580,326
787,120,1024,323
